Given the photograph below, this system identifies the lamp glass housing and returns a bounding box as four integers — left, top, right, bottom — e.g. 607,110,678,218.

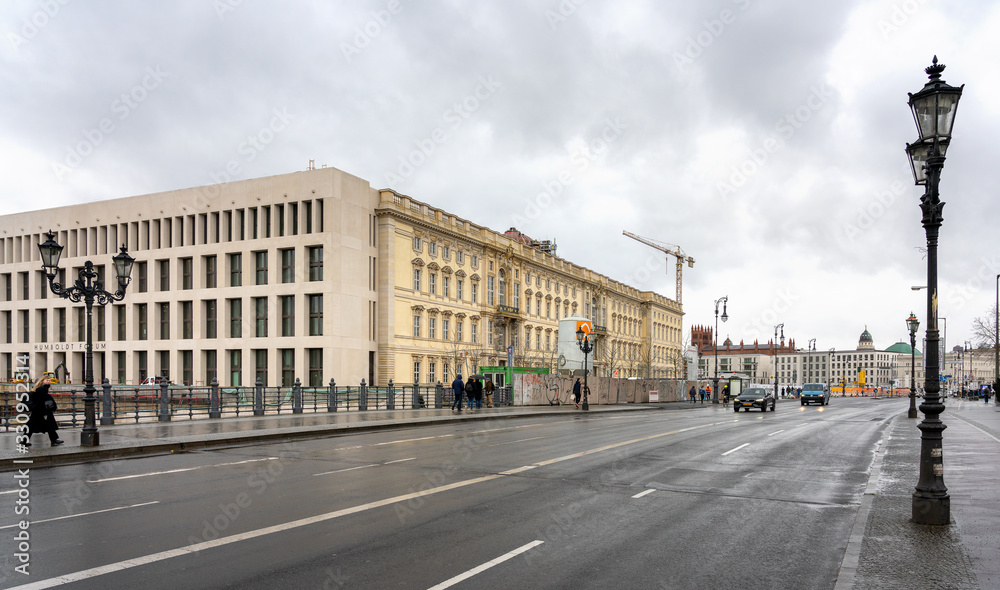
112,245,135,287
37,231,64,275
907,312,920,336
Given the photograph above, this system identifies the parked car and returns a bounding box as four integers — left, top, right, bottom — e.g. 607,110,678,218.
801,382,831,406
734,387,776,412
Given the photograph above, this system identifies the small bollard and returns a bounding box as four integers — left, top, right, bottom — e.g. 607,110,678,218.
158,379,171,422
293,377,303,414
435,382,443,409
100,378,115,425
209,378,221,419
327,377,337,412
254,377,264,416
387,379,395,410
359,379,368,411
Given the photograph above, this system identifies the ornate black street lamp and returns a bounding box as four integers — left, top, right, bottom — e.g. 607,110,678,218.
905,56,962,526
907,312,920,418
995,274,999,399
712,296,728,403
772,323,784,400
38,230,135,446
576,326,594,411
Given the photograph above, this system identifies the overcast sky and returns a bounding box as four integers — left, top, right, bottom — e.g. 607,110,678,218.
2,0,998,355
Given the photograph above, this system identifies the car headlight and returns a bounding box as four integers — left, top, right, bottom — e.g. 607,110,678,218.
755,398,764,402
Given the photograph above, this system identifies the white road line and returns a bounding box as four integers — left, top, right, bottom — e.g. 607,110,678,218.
313,464,377,476
374,436,436,446
427,540,544,590
7,474,504,590
499,466,536,475
722,443,750,456
489,436,547,447
87,457,279,483
0,502,159,530
533,423,717,467
384,457,416,464
632,489,655,499
767,430,785,437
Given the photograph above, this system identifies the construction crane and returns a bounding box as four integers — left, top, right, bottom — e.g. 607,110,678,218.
622,231,695,304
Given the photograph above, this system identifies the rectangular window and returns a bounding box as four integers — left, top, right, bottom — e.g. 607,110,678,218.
116,305,126,340
281,349,294,386
181,257,193,290
255,251,268,285
281,248,295,283
428,317,436,339
159,260,169,291
443,277,450,298
229,253,242,287
443,319,450,341
38,309,47,343
57,308,66,341
181,301,193,339
487,276,495,306
472,255,478,268
309,294,323,336
471,323,478,344
413,315,421,338
429,273,437,295
255,349,268,385
205,300,217,339
456,280,463,301
428,362,436,384
456,321,463,342
229,350,242,386
413,360,421,385
429,242,437,256
205,350,217,384
413,269,421,291
281,295,294,337
308,246,323,281
456,251,464,264
471,283,478,304
159,303,170,339
442,246,450,259
137,304,147,340
308,349,323,387
254,297,267,337
229,298,242,338
181,350,193,385
205,255,217,288
413,236,422,251
21,310,29,343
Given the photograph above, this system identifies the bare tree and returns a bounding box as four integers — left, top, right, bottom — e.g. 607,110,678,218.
971,304,998,350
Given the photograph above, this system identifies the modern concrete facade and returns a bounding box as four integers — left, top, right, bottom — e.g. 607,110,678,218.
1,166,685,387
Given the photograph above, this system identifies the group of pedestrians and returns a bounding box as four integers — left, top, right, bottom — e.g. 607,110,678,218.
450,375,494,411
688,384,713,404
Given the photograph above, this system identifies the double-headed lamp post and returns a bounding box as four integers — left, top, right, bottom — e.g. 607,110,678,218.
773,323,784,399
713,296,728,404
905,56,963,526
38,230,135,447
576,327,594,411
995,274,999,398
907,312,920,418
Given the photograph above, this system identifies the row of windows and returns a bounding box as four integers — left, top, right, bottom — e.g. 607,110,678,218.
0,201,327,267
1,246,325,302
1,295,324,344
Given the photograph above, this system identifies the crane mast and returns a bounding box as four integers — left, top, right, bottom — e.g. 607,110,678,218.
622,231,695,304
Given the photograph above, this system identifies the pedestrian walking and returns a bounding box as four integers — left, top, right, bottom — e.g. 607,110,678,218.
451,374,465,411
26,376,63,446
465,376,475,409
473,377,484,409
689,384,696,403
573,378,582,409
699,386,706,403
484,378,495,408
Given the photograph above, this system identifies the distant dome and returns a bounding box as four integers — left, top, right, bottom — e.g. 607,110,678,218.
858,326,875,350
885,341,921,355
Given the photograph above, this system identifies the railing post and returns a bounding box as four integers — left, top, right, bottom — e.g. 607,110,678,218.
387,379,395,410
158,379,171,422
293,377,303,414
100,378,114,425
359,379,368,411
435,381,443,408
327,377,337,412
254,377,264,416
209,378,221,419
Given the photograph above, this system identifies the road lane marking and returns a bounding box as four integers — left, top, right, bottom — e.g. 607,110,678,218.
87,457,280,483
374,436,437,446
533,423,718,467
489,436,547,447
499,466,536,475
0,502,159,530
313,464,377,476
632,489,655,499
721,443,750,456
384,457,416,464
7,474,504,590
767,430,785,437
427,540,544,590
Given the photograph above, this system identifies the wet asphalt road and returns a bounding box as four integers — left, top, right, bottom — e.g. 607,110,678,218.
3,398,895,589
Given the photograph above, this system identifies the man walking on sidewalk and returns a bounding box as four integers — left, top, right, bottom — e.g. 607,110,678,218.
451,374,465,411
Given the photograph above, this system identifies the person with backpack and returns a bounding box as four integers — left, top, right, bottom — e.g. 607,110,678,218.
465,376,475,410
484,378,495,408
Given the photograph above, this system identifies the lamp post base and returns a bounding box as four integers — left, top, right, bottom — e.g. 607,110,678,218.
912,494,950,525
80,429,99,447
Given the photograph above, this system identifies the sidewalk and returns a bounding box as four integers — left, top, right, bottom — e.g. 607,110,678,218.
0,403,665,469
843,397,1000,589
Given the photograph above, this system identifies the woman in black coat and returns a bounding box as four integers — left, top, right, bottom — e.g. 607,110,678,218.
26,376,63,446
